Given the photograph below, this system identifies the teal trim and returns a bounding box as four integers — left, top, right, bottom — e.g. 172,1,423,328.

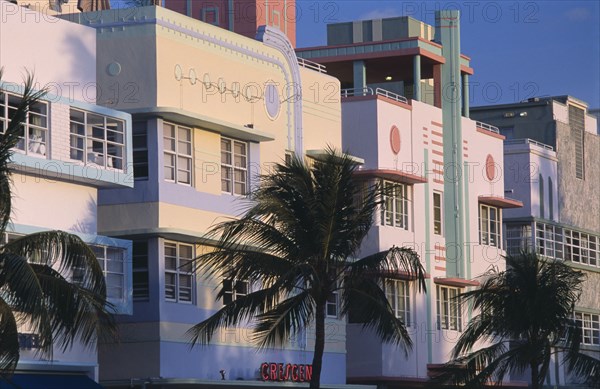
0,80,132,122
462,73,469,117
353,60,366,89
7,223,133,315
413,54,421,101
424,149,433,364
10,153,133,189
464,161,473,321
438,10,464,278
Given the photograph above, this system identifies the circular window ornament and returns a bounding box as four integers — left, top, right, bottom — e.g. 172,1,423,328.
485,154,496,181
264,84,280,120
390,125,401,154
107,62,122,77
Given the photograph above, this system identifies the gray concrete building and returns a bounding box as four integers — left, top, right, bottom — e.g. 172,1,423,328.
471,96,600,387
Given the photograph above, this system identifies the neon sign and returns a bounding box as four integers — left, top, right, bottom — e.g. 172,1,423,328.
260,362,313,382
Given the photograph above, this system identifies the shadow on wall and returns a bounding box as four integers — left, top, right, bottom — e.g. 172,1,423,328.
69,194,97,234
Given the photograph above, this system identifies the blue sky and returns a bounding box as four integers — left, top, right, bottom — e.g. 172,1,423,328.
293,0,600,108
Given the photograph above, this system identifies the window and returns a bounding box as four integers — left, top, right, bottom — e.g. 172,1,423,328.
381,181,409,229
433,192,443,235
163,123,192,185
70,109,125,169
221,137,248,195
164,242,194,303
222,276,249,305
479,204,501,247
92,246,125,300
569,104,585,179
0,92,48,156
506,224,532,256
201,7,219,25
437,285,461,331
575,312,599,346
325,290,339,318
132,122,149,180
385,279,410,325
132,240,149,300
539,174,544,219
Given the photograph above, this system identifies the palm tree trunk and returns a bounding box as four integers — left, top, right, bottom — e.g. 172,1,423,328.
310,302,326,389
530,361,539,389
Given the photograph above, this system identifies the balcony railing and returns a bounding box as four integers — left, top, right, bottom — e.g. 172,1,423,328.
341,87,409,104
475,121,500,134
504,138,554,151
296,57,327,73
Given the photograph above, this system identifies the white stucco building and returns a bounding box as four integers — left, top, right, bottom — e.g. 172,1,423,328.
0,2,133,387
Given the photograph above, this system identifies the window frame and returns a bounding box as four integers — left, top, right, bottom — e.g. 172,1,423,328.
221,276,250,305
385,279,411,326
163,122,193,185
164,241,195,304
326,290,339,318
69,108,126,170
221,137,248,196
381,180,410,230
433,191,443,236
437,285,462,331
91,245,126,302
0,92,49,157
479,203,502,248
575,311,599,346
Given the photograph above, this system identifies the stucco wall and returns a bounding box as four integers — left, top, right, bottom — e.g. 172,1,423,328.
555,122,600,232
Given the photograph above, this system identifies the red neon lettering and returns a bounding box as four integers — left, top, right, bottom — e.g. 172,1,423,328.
284,363,292,380
292,364,298,381
299,365,305,382
305,364,312,381
270,363,277,381
261,363,269,380
277,363,284,381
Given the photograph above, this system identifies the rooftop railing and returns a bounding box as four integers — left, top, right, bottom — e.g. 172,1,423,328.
341,87,409,104
475,121,500,134
504,138,554,151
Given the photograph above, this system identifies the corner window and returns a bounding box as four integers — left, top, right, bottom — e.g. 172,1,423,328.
437,285,461,331
164,241,194,303
70,109,125,169
0,92,48,156
163,123,192,185
221,137,248,195
479,204,501,247
381,181,409,229
222,277,249,305
385,279,410,325
433,192,443,235
575,312,599,346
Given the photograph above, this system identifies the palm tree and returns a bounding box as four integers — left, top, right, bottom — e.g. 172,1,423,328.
187,149,427,389
0,71,116,378
433,252,599,389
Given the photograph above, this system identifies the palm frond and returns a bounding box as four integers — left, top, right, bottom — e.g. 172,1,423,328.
187,286,286,346
0,70,46,233
253,290,314,349
30,264,117,352
0,298,20,373
2,231,106,296
341,275,412,352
